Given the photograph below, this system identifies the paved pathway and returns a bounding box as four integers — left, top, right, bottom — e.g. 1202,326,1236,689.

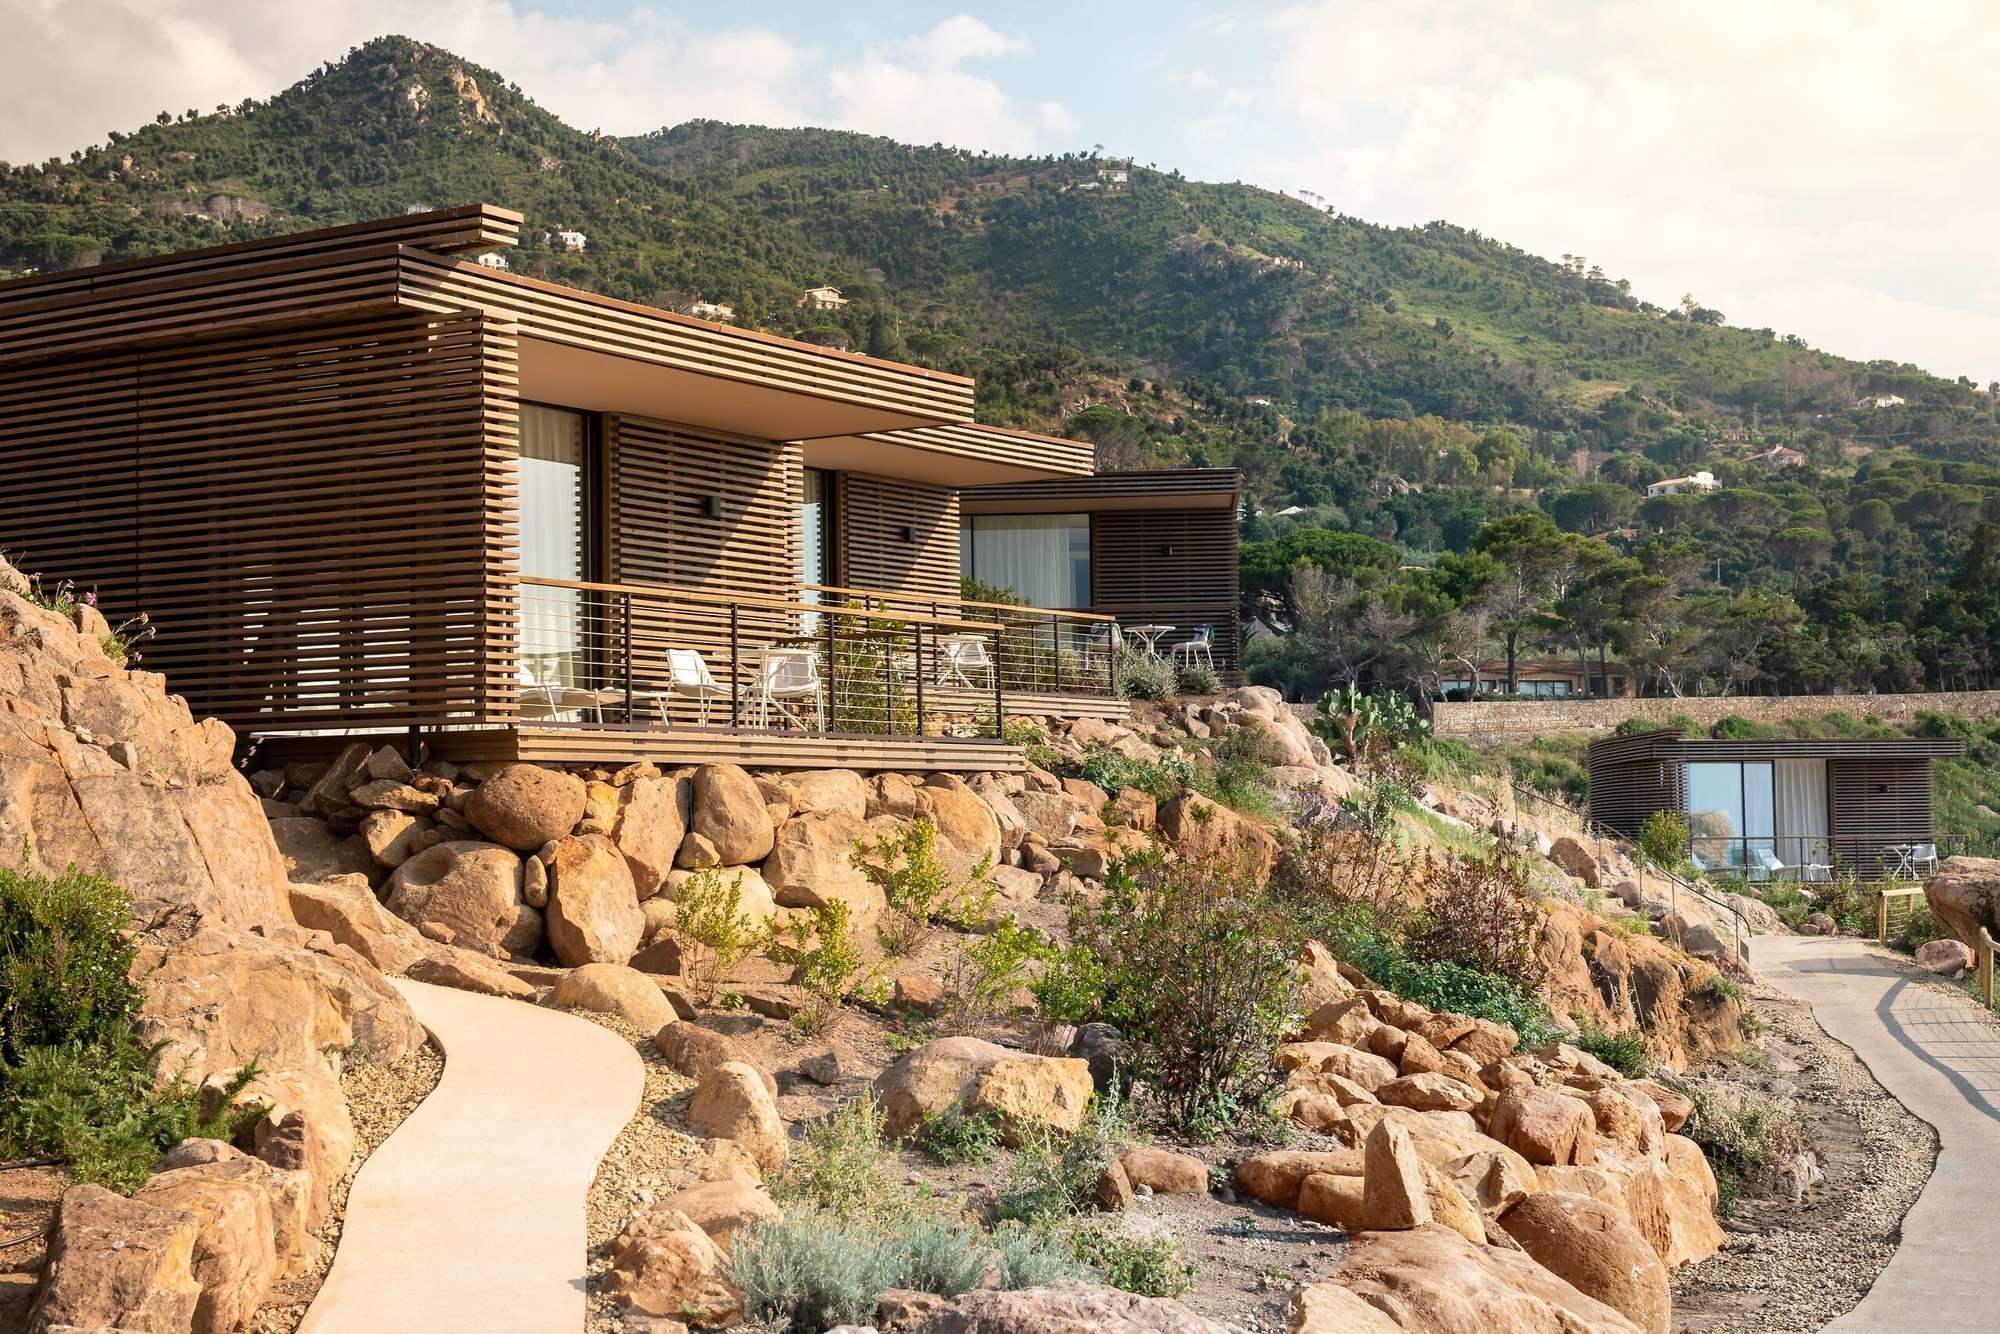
1752,934,2000,1332
300,979,644,1334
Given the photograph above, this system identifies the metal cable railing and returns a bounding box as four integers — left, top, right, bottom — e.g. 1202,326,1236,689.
1506,781,1755,963
801,584,1122,698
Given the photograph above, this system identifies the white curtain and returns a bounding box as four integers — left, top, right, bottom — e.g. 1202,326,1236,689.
1775,758,1829,868
966,514,1090,609
518,405,586,686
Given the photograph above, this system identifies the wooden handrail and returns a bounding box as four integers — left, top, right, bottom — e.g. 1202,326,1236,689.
798,583,1118,624
518,576,1002,633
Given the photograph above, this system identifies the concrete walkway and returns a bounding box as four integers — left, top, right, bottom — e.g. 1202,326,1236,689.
300,979,644,1334
1752,934,2000,1332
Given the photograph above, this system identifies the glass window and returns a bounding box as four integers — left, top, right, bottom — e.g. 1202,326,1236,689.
517,405,589,687
964,514,1090,608
1686,760,1776,872
800,469,834,630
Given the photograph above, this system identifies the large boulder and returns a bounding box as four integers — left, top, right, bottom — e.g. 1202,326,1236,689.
1289,1282,1404,1334
545,833,645,966
1156,790,1279,880
26,1185,202,1334
1487,1087,1598,1166
1498,1192,1670,1334
1361,1119,1431,1230
463,763,587,850
689,764,776,864
656,1177,781,1251
912,1281,1227,1333
1917,937,1975,975
917,778,1002,878
764,811,886,923
154,1139,316,1280
607,1208,743,1323
384,841,541,957
270,816,377,884
613,773,690,897
133,1162,279,1334
1234,1150,1366,1210
873,1036,1092,1143
0,565,291,928
552,962,677,1030
1925,856,2000,949
688,1060,789,1172
1319,1224,1643,1333
288,874,428,975
1548,836,1602,887
789,768,868,820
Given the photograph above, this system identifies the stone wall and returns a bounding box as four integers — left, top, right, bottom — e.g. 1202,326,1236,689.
1433,690,2000,739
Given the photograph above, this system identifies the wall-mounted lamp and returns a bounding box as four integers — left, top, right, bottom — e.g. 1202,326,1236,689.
701,495,723,519
899,525,917,544
1160,543,1177,556
1876,782,1890,794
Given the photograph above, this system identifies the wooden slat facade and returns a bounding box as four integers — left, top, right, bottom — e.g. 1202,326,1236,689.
836,474,961,606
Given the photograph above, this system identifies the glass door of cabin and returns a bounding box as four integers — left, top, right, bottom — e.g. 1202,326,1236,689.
517,405,593,691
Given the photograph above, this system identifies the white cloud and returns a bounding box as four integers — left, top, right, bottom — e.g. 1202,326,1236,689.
827,15,1044,151
1260,0,2000,381
0,0,812,163
1039,101,1080,137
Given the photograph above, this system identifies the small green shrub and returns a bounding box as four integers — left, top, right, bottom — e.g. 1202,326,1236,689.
778,1096,896,1219
887,1217,987,1297
672,863,758,1005
733,1210,903,1333
1672,1076,1811,1215
1699,974,1747,1004
1319,903,1557,1049
990,1222,1089,1287
996,1086,1137,1224
1,861,143,1060
855,818,990,957
1073,746,1197,802
1891,903,1950,955
938,917,1052,1037
1114,649,1176,700
913,1106,1007,1166
1573,1023,1652,1078
1636,811,1690,869
766,901,865,1034
1060,1218,1196,1298
1175,660,1222,696
1193,726,1277,817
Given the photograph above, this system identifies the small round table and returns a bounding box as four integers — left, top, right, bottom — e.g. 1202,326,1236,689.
1127,623,1175,658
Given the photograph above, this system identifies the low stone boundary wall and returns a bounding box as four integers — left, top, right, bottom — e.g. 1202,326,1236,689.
1433,690,2000,739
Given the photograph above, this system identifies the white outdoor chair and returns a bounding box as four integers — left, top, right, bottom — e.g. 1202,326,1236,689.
650,648,730,728
1910,842,1939,878
753,647,824,730
517,662,604,722
1170,625,1216,670
1748,846,1786,883
936,634,995,690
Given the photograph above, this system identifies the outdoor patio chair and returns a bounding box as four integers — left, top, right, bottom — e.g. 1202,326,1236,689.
516,662,605,722
1170,625,1216,670
649,648,730,728
936,633,995,690
1748,846,1787,883
753,647,824,730
1910,842,1939,877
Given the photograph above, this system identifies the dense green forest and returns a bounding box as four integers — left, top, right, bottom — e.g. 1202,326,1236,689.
9,35,2000,700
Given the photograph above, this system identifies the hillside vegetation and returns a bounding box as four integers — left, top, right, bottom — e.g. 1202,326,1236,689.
11,35,2000,698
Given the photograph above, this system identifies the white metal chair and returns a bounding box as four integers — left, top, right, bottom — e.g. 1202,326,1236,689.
649,648,730,728
1747,846,1786,883
517,662,605,722
936,634,995,690
1910,842,1939,878
753,647,824,730
1170,625,1216,670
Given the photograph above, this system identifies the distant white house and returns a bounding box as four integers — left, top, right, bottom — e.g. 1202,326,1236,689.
1244,395,1273,407
687,299,735,323
473,252,510,271
1646,470,1720,497
1858,393,1906,409
1744,445,1806,469
1273,504,1308,517
798,285,848,311
1097,163,1130,188
555,230,588,253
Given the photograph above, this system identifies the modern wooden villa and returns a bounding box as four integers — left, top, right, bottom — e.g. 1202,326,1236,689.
0,204,1215,772
1585,729,1966,880
960,468,1244,680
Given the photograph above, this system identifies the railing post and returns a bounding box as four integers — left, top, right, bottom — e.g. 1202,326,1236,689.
621,593,634,725
824,609,838,733
1876,889,1888,946
882,620,895,735
1981,928,1996,1010
1109,626,1119,696
729,603,740,729
992,629,1005,739
1048,611,1059,691
914,620,927,739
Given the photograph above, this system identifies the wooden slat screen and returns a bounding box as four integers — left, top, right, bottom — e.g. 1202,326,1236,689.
0,311,517,732
1829,758,1935,857
604,414,800,702
1584,733,1684,839
837,474,961,607
1090,508,1242,672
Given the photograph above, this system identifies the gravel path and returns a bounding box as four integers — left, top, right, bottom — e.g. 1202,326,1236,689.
1670,973,1934,1332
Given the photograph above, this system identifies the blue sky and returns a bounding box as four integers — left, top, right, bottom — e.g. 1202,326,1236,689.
8,1,2000,384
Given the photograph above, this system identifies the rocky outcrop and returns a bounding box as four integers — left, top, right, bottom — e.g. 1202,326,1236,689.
1497,1192,1670,1334
872,1037,1093,1143
383,841,540,957
1304,1224,1642,1333
1925,856,2000,949
26,1185,202,1333
1156,790,1278,880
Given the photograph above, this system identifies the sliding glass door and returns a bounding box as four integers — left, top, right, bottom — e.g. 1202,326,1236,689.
1686,758,1829,875
517,405,592,688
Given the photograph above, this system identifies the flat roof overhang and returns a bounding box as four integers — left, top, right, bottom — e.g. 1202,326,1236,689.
805,422,1096,487
961,466,1243,513
1587,729,1966,764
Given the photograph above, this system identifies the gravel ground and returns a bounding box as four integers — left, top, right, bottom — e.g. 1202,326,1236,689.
251,1038,445,1334
1669,976,1936,1334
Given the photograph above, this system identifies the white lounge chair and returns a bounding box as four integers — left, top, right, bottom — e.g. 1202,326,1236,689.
651,648,730,728
517,662,605,722
753,647,824,730
936,633,995,690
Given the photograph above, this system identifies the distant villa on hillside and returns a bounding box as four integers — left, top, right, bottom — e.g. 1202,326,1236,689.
687,299,735,323
1858,393,1906,409
1646,470,1720,497
1744,445,1806,469
798,285,848,311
